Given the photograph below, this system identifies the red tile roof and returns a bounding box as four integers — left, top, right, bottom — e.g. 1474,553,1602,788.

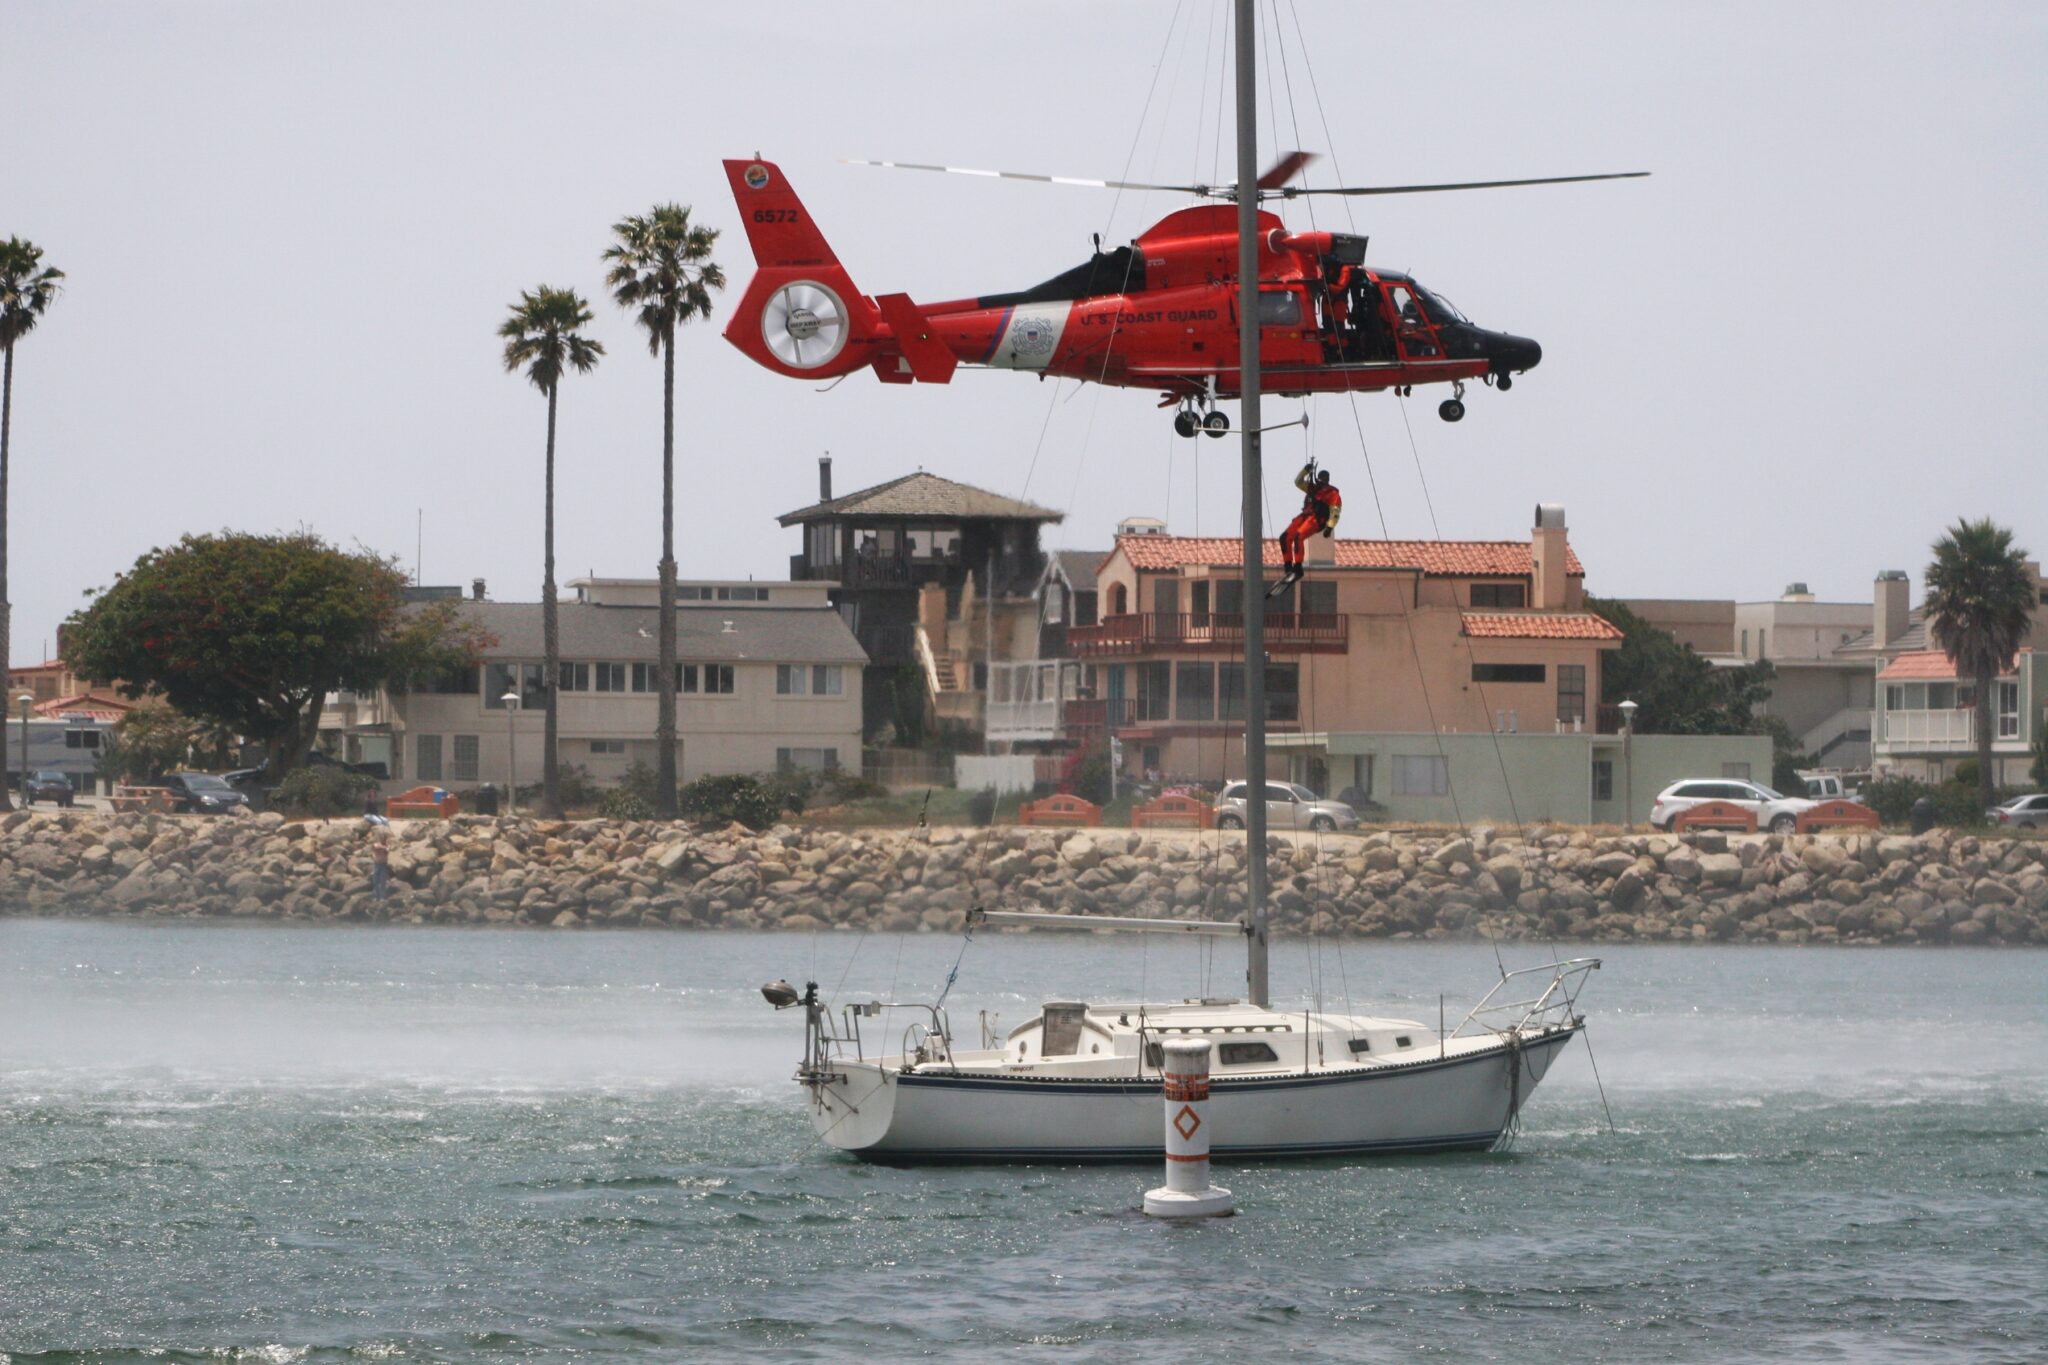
1114,534,1582,577
34,691,137,720
1877,649,2017,681
1463,612,1623,641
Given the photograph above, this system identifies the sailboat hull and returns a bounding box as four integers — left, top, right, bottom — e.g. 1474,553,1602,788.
807,1027,1577,1163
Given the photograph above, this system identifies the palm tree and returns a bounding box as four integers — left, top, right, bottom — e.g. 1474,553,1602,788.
1924,517,2036,812
0,237,65,813
499,286,603,818
603,206,724,819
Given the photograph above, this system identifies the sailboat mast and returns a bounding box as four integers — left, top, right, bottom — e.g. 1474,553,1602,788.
1234,0,1270,1009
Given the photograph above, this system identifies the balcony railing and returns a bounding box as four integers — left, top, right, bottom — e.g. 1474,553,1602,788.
1882,707,1974,749
1068,612,1348,658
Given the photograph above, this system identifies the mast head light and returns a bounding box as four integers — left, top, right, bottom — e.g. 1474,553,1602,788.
761,979,802,1009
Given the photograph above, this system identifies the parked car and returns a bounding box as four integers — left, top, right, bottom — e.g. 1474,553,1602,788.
307,749,390,780
1650,779,1816,834
155,772,253,815
24,770,76,807
1988,793,2048,829
1799,772,1861,801
1214,781,1361,833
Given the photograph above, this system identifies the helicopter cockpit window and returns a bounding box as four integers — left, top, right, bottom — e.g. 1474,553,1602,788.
1418,287,1468,324
1386,283,1441,358
1258,289,1302,326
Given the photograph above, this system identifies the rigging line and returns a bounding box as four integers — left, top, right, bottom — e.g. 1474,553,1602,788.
1015,380,1068,503
1285,0,1364,240
932,921,975,1012
1142,0,1201,189
1210,0,1230,191
1582,1025,1619,1136
1268,0,1314,234
1193,0,1220,186
1393,391,1527,843
1340,389,1466,830
1099,0,1189,242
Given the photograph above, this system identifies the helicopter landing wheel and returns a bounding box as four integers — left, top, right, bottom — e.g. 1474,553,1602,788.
1496,372,1514,391
1174,410,1200,439
1203,411,1230,438
1439,398,1466,423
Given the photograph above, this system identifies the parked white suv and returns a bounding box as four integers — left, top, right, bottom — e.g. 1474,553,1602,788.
1215,781,1361,833
1650,779,1817,834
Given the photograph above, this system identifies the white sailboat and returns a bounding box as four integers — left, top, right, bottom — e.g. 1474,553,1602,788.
762,0,1600,1162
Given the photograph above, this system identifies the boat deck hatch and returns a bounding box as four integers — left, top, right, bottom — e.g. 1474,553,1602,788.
1041,1003,1087,1057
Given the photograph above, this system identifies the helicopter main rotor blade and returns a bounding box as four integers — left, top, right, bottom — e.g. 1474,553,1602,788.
1279,171,1650,198
844,157,1223,198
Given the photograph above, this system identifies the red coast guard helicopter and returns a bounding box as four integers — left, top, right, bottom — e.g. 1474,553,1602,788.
721,155,1645,432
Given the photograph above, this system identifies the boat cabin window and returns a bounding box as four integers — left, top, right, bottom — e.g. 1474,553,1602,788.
1041,1003,1087,1057
1394,1035,1413,1048
1348,1038,1372,1054
1218,1042,1279,1066
1145,1042,1164,1068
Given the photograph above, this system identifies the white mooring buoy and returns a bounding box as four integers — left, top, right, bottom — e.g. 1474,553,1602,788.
1143,1038,1235,1218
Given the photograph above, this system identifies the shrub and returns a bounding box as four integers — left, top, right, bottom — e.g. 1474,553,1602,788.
1861,774,1927,826
1952,758,1979,789
676,774,785,831
274,765,380,817
1069,751,1112,806
599,786,653,821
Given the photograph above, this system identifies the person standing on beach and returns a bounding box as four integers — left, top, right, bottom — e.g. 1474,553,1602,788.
369,832,391,901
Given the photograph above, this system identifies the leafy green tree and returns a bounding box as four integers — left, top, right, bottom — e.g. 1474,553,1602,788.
0,237,65,810
1923,518,2035,811
499,286,604,818
603,205,724,820
64,532,489,777
1585,595,1777,733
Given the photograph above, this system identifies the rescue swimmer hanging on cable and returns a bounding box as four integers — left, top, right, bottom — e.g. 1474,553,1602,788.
719,153,1645,429
1272,460,1341,597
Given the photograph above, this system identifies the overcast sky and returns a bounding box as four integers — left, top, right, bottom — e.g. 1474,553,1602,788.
9,1,2045,660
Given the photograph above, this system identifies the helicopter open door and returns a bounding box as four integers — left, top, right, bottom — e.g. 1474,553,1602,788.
1384,282,1443,360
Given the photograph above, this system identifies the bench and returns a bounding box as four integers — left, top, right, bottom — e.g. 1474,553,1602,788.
1795,799,1880,833
384,785,460,819
1018,793,1103,828
110,786,176,815
1131,793,1215,831
1670,800,1758,834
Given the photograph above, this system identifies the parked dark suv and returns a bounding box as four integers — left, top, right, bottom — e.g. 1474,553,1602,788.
24,770,76,807
157,772,252,815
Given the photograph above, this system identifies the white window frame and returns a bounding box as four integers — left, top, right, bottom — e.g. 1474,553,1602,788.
1996,679,2020,739
416,734,443,782
450,734,479,782
1392,754,1450,797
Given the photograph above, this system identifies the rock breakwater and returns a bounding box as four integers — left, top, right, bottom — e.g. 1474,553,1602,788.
3,808,2046,945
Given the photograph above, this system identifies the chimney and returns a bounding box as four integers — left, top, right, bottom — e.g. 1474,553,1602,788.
471,577,486,602
1531,503,1568,610
818,455,832,502
1875,570,1909,647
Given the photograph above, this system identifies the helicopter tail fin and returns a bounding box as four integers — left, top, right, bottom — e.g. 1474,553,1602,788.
723,157,878,379
724,158,844,268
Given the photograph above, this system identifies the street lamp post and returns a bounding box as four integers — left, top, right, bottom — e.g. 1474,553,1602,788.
1618,698,1639,831
16,694,33,808
501,690,522,816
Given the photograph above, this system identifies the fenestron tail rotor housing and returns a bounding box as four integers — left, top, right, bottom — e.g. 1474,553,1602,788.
762,280,849,369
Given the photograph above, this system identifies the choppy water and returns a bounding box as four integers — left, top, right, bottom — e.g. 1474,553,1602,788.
1,921,2043,1362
